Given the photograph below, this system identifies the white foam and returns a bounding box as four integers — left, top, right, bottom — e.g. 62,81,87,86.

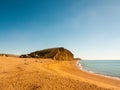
77,61,120,80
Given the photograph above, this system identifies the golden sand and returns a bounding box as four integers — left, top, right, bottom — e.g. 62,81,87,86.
0,56,120,90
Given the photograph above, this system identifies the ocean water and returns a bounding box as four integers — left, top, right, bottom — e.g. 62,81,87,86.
78,60,120,79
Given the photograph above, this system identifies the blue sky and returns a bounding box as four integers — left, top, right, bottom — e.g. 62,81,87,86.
0,0,120,59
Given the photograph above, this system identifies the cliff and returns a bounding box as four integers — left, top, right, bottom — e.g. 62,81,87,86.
20,47,74,60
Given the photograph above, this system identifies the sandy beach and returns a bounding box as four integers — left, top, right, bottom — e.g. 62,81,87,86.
0,56,120,90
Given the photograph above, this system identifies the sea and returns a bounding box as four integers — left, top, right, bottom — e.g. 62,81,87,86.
78,60,120,79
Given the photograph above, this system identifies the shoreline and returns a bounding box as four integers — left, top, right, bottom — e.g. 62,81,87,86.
77,60,120,81
0,56,120,90
51,60,120,89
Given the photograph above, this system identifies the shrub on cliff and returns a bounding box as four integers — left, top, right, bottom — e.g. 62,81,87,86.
20,47,74,60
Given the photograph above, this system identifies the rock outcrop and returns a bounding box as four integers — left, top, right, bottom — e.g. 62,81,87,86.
20,47,74,60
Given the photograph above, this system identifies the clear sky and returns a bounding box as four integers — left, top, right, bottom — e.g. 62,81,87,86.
0,0,120,59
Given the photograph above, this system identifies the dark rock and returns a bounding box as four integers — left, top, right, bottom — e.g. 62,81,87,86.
20,54,30,58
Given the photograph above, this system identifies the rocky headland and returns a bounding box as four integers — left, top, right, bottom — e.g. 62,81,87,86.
20,47,74,60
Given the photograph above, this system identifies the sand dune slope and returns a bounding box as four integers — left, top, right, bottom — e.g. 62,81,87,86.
0,56,119,90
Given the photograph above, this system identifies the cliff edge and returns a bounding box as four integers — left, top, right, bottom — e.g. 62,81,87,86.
20,47,74,60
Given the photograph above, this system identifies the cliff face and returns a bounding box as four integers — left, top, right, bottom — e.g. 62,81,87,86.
20,47,74,60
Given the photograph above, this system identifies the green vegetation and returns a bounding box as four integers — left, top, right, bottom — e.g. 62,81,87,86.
20,47,74,60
